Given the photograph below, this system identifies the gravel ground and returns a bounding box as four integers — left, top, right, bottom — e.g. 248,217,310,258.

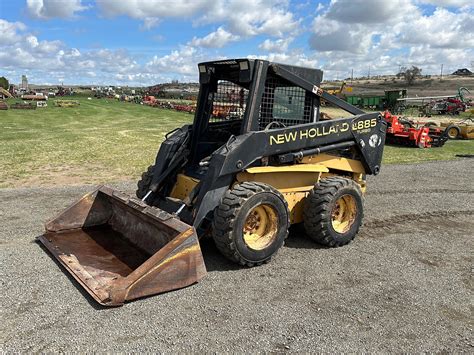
1,159,473,352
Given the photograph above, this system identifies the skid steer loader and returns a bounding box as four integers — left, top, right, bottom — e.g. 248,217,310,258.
39,59,387,306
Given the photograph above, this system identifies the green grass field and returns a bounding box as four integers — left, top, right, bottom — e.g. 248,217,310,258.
0,96,472,188
0,97,193,188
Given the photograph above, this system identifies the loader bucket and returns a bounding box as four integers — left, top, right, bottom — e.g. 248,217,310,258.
37,186,207,306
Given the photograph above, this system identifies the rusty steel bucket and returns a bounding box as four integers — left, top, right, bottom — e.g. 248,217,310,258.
37,186,207,306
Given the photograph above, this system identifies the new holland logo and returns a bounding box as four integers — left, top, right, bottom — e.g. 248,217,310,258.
269,118,377,145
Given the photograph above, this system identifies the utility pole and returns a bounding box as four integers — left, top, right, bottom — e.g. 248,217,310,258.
368,65,370,80
440,64,443,79
351,68,353,83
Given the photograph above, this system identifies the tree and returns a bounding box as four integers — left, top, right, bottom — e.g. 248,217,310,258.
403,66,422,85
0,77,9,90
396,66,407,79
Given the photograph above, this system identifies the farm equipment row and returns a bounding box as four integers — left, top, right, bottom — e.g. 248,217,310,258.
143,95,196,114
398,87,471,117
383,111,453,148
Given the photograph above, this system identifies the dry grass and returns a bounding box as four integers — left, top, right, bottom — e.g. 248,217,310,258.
0,97,192,188
0,96,472,188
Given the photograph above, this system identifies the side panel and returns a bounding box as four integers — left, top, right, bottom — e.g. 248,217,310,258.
301,153,366,174
236,158,366,224
169,174,200,200
220,113,385,176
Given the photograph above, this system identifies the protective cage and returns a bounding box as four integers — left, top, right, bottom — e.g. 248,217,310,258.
259,74,316,130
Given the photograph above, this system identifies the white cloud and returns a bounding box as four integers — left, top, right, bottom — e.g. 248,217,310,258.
140,17,160,31
0,19,27,45
197,0,299,37
305,0,474,79
2,1,473,85
308,0,473,72
259,38,293,53
248,51,318,68
96,0,299,38
310,0,420,53
399,8,474,48
418,0,473,6
190,27,240,48
26,0,88,19
325,0,417,24
96,0,208,19
145,45,202,77
0,19,146,85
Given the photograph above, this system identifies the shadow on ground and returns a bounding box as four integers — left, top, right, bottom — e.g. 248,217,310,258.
33,225,327,309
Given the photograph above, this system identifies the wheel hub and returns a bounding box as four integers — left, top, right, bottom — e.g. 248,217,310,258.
331,194,357,234
243,204,278,250
448,127,458,138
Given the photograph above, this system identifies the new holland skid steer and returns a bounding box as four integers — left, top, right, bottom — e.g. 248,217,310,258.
39,59,387,306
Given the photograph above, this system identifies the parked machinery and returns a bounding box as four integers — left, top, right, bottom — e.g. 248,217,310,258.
425,118,474,139
346,89,407,112
383,111,451,148
39,59,387,306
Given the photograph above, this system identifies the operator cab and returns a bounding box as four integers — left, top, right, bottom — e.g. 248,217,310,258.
190,59,323,167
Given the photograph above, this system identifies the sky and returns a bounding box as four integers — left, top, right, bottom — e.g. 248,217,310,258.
0,0,473,86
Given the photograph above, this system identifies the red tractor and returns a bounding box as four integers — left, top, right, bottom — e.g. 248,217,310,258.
383,111,451,148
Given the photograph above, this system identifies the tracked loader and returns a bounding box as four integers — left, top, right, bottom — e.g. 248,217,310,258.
39,59,387,306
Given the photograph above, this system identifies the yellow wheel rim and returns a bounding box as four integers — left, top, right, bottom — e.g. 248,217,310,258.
448,127,458,138
243,204,279,250
331,195,357,234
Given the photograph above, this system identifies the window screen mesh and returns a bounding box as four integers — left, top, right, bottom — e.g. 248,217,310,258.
209,80,249,122
259,75,313,130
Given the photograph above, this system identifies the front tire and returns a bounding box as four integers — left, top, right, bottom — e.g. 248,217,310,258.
136,165,154,199
304,177,363,247
212,182,290,266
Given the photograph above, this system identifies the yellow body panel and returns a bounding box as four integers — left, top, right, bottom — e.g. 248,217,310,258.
301,153,366,174
169,174,200,200
238,156,365,224
460,125,474,139
237,170,324,192
171,156,365,225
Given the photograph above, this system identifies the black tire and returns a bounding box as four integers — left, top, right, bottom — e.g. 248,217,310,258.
212,182,290,266
136,165,154,199
303,177,363,247
446,126,460,139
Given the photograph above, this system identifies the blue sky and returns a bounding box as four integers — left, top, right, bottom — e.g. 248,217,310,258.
0,0,472,86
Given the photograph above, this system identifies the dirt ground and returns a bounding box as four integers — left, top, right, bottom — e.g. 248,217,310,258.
0,159,473,352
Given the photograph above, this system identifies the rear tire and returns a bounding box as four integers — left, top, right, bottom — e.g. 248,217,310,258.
212,182,290,266
136,165,154,199
304,177,363,247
